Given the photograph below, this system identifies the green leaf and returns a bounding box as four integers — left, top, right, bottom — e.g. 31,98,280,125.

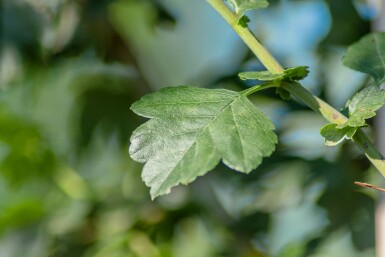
325,86,385,137
342,32,385,86
338,86,385,128
283,66,310,81
238,66,309,82
238,15,251,28
320,124,357,146
129,86,277,199
226,0,269,20
239,71,283,81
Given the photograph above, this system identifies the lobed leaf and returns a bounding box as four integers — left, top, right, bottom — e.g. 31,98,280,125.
320,124,357,146
129,86,277,199
321,86,384,146
338,86,385,128
342,32,385,86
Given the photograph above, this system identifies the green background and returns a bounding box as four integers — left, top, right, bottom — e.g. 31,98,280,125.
0,0,382,256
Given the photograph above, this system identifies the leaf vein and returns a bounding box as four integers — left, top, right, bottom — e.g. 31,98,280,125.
153,96,240,193
230,103,246,168
239,97,276,146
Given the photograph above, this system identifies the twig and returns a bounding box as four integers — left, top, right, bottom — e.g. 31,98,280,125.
354,181,385,193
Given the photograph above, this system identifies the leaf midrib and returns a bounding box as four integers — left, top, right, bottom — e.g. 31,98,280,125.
140,99,233,106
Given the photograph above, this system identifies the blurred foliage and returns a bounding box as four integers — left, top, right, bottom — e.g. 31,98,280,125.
0,0,382,256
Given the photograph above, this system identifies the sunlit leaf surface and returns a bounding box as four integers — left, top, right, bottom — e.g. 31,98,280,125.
130,86,277,199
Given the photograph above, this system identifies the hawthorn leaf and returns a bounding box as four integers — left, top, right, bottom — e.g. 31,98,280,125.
320,124,357,146
284,66,310,81
227,0,269,24
129,86,277,199
337,86,385,128
239,66,309,82
342,32,385,86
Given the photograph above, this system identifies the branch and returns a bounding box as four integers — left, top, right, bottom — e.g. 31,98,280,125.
207,0,385,179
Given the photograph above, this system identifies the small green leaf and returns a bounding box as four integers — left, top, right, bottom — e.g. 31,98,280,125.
320,124,357,146
343,32,385,86
227,0,269,21
238,15,251,28
337,86,385,128
130,86,277,199
238,66,309,82
283,66,309,81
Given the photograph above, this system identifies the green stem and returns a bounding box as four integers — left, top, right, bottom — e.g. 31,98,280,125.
207,0,385,179
353,130,385,177
206,0,283,74
242,83,277,96
282,82,348,124
283,83,385,178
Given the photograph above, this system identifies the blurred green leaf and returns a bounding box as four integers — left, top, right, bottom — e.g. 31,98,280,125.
324,0,370,45
343,32,385,86
0,107,57,185
172,217,222,257
53,165,91,200
276,243,306,257
108,0,246,89
0,199,44,232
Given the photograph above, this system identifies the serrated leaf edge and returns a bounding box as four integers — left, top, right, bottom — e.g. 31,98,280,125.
129,87,278,199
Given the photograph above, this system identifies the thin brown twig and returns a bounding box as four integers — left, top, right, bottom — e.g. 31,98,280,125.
354,181,385,193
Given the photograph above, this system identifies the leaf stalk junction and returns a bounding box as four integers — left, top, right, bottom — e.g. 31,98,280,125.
207,0,385,188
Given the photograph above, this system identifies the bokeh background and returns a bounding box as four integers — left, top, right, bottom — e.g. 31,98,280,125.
0,0,384,256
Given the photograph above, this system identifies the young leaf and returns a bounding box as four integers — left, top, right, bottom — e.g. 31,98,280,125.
130,86,277,199
342,32,385,86
238,15,251,27
239,71,283,81
284,66,310,81
320,124,357,146
239,66,309,82
226,0,269,23
338,86,385,128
